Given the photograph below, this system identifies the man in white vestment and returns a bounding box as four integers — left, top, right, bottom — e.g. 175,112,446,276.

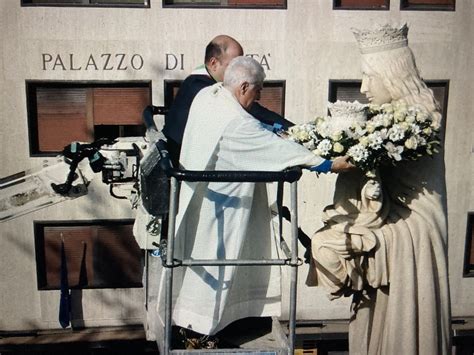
171,56,353,338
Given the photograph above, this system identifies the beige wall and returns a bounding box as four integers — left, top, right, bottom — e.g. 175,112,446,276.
0,0,473,330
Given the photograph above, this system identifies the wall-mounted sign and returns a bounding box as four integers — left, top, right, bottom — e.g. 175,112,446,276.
40,52,272,72
42,53,144,71
246,53,271,70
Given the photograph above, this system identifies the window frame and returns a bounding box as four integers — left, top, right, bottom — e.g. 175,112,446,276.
333,0,390,10
21,0,150,8
400,0,455,11
463,212,474,277
26,80,152,157
34,219,143,290
162,0,287,10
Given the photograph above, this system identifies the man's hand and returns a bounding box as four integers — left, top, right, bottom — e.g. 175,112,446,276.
330,156,355,173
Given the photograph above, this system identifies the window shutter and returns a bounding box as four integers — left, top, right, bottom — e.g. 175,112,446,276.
335,0,388,8
406,0,454,5
228,0,285,6
93,224,142,286
36,88,90,152
259,84,285,116
37,222,142,289
333,85,368,104
43,226,95,288
93,87,150,125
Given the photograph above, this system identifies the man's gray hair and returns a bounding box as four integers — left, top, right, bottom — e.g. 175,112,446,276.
223,56,265,89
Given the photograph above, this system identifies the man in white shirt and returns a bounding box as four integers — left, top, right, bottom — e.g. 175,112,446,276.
170,56,352,340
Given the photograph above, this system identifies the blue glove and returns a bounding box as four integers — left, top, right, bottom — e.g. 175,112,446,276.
272,123,283,133
308,159,332,173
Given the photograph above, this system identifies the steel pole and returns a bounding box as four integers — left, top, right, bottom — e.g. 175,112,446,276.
163,177,178,355
288,181,298,354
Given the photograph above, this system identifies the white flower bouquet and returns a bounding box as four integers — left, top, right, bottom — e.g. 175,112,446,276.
287,101,441,174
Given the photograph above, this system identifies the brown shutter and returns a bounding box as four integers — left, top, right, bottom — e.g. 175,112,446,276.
336,0,388,7
93,87,150,125
94,224,142,286
405,0,454,5
228,0,285,5
39,222,142,289
164,0,219,3
43,226,95,288
259,84,285,116
37,88,91,152
334,84,368,104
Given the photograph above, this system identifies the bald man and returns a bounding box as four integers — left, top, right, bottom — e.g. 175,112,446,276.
162,35,294,167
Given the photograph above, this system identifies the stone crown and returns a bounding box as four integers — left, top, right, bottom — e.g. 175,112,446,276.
352,24,409,54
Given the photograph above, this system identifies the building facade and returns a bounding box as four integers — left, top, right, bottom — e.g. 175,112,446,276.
0,0,473,350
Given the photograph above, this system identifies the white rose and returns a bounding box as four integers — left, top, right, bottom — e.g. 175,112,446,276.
331,131,343,142
404,136,418,150
400,122,410,131
423,127,433,136
394,102,408,113
368,103,381,112
381,103,394,113
366,122,376,133
416,111,429,123
383,115,392,127
297,131,310,141
359,136,369,147
333,142,345,153
394,111,406,122
405,114,416,124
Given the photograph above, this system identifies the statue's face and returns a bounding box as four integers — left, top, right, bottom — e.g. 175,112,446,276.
360,61,392,105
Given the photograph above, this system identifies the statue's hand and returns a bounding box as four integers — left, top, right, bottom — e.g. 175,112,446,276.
364,179,381,200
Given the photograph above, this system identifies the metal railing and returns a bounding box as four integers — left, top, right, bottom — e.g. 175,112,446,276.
157,142,302,354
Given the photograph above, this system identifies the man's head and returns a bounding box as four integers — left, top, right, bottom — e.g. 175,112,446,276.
205,35,244,82
223,56,265,111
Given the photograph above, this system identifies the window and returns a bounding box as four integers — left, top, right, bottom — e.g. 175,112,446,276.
328,80,369,104
26,81,151,156
164,80,286,116
400,0,455,11
22,0,149,7
35,220,143,289
163,0,286,9
333,0,389,10
328,80,449,119
464,213,474,277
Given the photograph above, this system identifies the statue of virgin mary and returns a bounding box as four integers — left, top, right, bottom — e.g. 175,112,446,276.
306,24,451,355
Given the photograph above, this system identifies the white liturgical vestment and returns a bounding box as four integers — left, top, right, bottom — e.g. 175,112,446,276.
170,83,323,335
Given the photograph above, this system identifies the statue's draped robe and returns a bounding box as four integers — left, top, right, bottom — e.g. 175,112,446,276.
307,156,451,354
170,83,323,335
